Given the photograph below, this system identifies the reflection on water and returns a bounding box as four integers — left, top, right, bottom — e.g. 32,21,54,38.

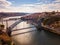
12,21,37,45
12,21,60,45
12,29,60,45
0,16,60,45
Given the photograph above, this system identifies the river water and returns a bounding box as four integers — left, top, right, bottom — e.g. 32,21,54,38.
1,16,60,45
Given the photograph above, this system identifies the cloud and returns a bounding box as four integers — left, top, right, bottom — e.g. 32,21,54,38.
0,0,12,8
0,0,60,13
51,0,60,4
16,2,60,13
55,0,60,2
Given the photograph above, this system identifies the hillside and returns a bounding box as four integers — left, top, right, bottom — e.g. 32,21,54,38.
22,12,60,20
0,12,28,18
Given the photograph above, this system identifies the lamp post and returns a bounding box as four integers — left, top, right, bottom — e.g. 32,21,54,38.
6,20,8,29
0,17,3,24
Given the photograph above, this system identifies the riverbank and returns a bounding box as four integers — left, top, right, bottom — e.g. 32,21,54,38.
41,15,60,35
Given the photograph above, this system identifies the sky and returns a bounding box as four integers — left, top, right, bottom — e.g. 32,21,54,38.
0,0,60,13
